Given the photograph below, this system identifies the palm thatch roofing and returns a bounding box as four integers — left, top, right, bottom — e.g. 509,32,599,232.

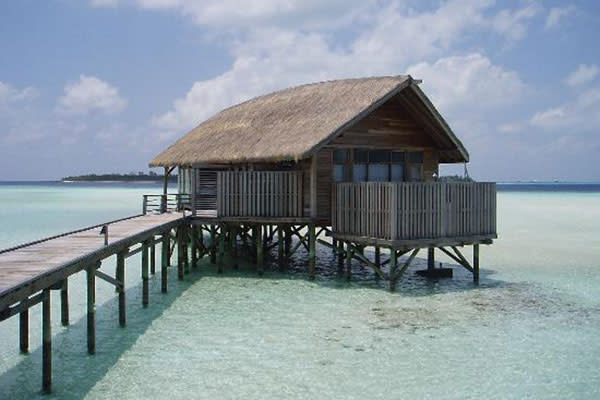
150,75,468,167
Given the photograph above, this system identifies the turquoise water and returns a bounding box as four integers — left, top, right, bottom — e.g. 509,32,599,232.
0,182,599,399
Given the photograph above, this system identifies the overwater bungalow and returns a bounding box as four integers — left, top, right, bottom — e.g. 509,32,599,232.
149,75,497,287
0,75,497,393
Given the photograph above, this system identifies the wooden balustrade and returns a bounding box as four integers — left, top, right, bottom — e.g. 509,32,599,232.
142,194,190,214
216,171,304,217
332,182,496,241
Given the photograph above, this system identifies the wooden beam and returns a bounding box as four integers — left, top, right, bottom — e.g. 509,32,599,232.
60,278,69,326
94,270,123,291
310,155,317,218
308,223,316,280
116,251,126,327
141,240,149,307
42,288,51,394
256,225,264,276
161,232,169,293
87,263,97,355
19,308,28,353
473,244,479,283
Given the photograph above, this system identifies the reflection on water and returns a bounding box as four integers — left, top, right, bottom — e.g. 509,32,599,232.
0,183,599,399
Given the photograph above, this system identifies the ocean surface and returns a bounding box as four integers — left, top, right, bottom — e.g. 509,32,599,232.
0,181,599,399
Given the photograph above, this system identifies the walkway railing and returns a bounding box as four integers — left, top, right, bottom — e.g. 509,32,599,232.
142,194,191,214
216,171,304,217
332,182,496,241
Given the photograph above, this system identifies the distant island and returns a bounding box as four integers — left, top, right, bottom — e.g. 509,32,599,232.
62,172,177,182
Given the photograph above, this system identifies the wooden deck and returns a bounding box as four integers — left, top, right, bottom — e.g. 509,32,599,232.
0,213,184,311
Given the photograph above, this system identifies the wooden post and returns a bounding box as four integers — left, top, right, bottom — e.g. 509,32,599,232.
332,239,338,252
150,238,156,275
337,240,344,270
374,247,381,281
389,250,398,291
87,263,96,354
277,225,284,270
308,223,316,280
210,225,217,264
218,225,225,274
345,242,353,281
284,225,291,257
142,239,149,307
231,226,238,270
473,244,479,283
19,307,28,353
428,247,435,271
183,224,190,274
161,232,169,293
177,226,185,280
117,251,126,327
256,225,264,276
60,278,69,326
42,288,51,394
310,155,317,218
191,225,198,269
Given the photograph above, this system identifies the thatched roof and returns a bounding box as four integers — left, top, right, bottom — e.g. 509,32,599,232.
150,75,468,167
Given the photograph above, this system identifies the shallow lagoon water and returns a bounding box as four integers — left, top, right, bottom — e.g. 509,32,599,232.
0,182,599,399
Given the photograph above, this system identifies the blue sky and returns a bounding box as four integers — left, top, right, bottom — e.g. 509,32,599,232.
1,0,599,181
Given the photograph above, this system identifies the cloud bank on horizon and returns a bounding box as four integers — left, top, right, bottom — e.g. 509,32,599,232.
0,0,598,181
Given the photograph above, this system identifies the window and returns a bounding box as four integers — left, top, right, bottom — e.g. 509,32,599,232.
406,151,424,182
333,149,349,182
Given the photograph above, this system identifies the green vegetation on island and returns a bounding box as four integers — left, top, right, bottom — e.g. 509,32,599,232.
62,172,177,182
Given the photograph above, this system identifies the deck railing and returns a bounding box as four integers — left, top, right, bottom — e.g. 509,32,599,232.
216,171,304,217
332,182,496,241
142,194,191,214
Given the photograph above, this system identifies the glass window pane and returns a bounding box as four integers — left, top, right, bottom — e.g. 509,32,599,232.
407,151,424,163
391,164,404,182
354,149,368,163
333,164,346,182
369,164,389,182
353,163,367,182
333,149,347,163
369,150,390,163
391,151,405,163
407,164,422,182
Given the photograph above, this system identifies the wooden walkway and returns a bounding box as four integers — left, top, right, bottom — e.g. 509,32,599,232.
0,213,184,312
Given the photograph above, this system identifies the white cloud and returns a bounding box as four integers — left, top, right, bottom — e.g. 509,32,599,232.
530,87,600,131
151,0,538,139
57,75,127,115
545,6,575,29
491,3,542,42
0,81,37,103
565,64,599,87
407,53,526,113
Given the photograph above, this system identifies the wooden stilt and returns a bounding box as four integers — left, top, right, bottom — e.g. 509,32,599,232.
332,239,338,252
231,226,238,270
87,263,96,354
116,251,126,327
142,240,149,307
177,227,185,280
389,250,398,291
183,224,190,274
337,240,344,270
210,225,217,264
473,244,479,283
256,225,264,275
191,225,198,269
60,278,69,326
308,223,316,280
161,232,169,293
284,225,291,257
42,288,51,394
218,225,225,273
150,239,156,275
345,242,353,281
428,247,435,270
19,307,28,353
277,225,284,270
